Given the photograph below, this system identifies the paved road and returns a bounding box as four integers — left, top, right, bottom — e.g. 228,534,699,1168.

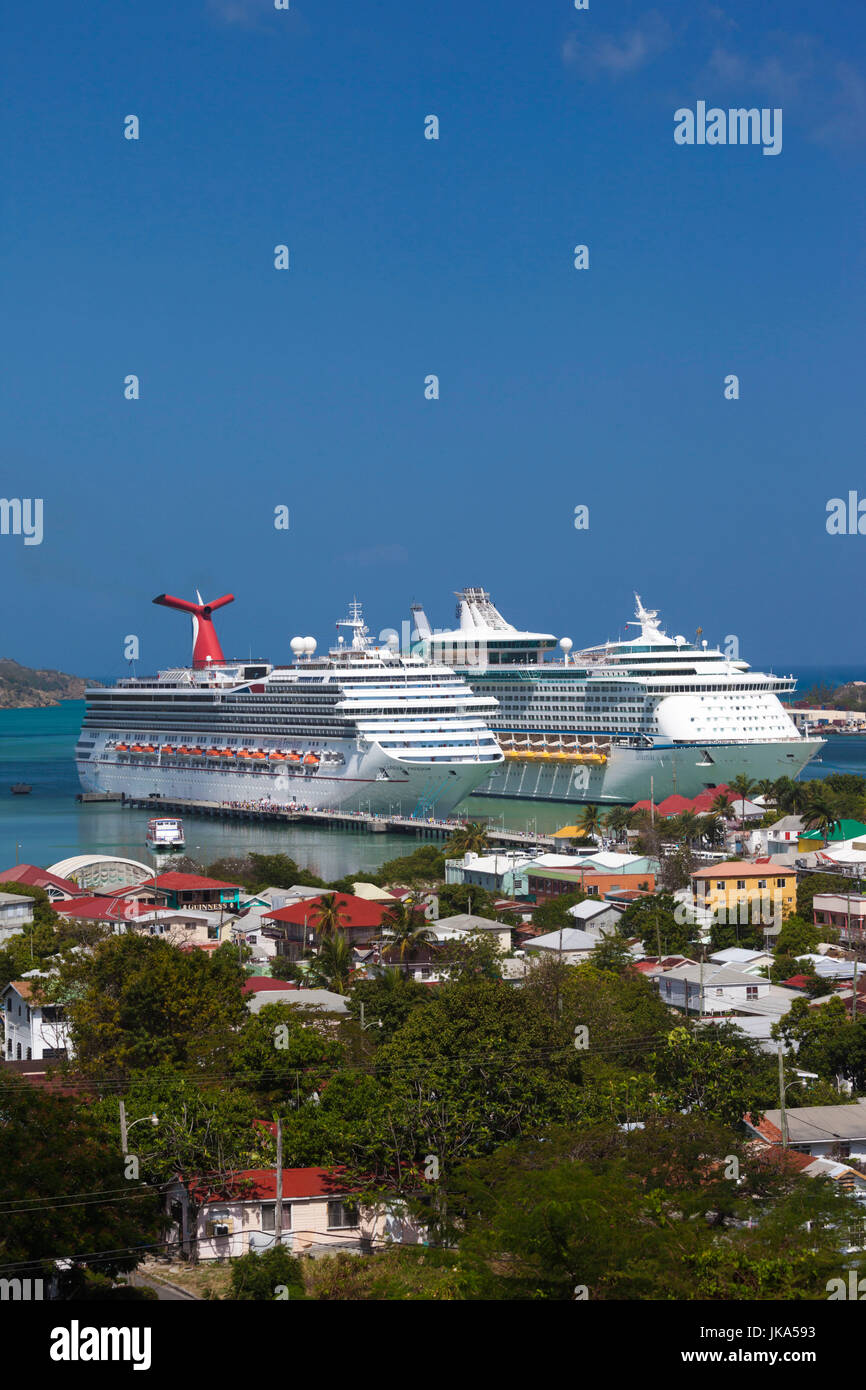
129,1270,199,1301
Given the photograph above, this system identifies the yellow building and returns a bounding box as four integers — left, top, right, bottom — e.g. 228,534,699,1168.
691,859,797,923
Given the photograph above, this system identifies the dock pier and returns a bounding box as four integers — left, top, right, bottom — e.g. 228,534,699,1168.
109,796,557,850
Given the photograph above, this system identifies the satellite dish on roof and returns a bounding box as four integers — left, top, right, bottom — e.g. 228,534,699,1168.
290,637,304,656
302,637,317,655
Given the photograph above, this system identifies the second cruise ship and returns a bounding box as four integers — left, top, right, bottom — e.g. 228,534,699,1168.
410,589,823,806
76,590,502,817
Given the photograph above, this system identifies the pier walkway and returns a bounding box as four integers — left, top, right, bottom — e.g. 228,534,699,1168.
106,795,558,850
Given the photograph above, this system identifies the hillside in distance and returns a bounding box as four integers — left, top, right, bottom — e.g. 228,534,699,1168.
0,658,97,707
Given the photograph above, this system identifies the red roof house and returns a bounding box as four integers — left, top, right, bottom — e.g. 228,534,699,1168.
0,864,83,900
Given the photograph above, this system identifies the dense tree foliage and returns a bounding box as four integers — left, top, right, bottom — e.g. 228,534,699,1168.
0,1077,163,1294
56,935,247,1077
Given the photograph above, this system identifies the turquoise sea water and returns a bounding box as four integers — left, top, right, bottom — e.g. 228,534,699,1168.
0,703,410,879
2,700,864,875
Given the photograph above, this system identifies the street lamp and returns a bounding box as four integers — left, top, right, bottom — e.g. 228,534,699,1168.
119,1104,159,1156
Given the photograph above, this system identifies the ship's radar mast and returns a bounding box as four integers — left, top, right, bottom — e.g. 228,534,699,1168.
335,599,370,651
628,594,664,642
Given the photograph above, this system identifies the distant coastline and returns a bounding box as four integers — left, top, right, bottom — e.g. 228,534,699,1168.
0,659,96,709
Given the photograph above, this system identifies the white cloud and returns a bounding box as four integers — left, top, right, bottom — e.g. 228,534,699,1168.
562,11,673,79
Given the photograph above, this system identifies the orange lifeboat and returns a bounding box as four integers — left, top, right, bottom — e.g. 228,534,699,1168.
161,745,175,754
116,743,129,752
222,748,235,757
130,744,145,753
303,752,320,766
176,745,190,755
190,746,204,756
269,751,286,761
142,744,157,753
237,749,252,759
206,748,221,758
287,752,301,763
250,751,267,761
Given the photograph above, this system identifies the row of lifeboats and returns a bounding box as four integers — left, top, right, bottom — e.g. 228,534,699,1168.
502,749,608,765
498,736,609,765
113,743,323,766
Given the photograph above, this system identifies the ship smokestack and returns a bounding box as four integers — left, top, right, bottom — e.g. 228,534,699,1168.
153,591,234,669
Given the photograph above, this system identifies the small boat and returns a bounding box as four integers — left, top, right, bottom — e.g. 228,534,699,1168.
303,753,320,766
250,751,267,760
287,752,301,763
146,817,185,852
237,749,252,759
10,783,32,795
269,751,287,761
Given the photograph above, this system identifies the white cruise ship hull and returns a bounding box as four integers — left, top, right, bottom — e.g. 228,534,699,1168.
77,740,492,818
469,737,824,807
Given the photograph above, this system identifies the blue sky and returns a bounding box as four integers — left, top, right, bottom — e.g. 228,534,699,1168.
3,0,866,677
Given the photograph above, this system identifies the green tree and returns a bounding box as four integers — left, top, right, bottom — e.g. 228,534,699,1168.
618,892,696,958
437,930,506,982
775,915,832,956
0,1077,163,1293
56,934,247,1078
802,786,840,847
436,882,498,919
531,891,586,931
576,804,603,842
381,901,438,975
312,894,351,939
229,1001,343,1102
346,971,432,1041
304,933,354,994
730,774,756,802
248,852,326,891
589,935,635,974
229,1244,307,1300
372,843,445,887
444,822,490,858
649,1024,776,1128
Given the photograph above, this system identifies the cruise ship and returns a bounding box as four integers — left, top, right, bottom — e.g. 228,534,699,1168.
75,591,502,817
410,589,824,807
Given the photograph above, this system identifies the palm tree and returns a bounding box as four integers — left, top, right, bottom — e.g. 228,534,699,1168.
711,791,735,821
445,822,490,858
304,932,354,994
802,788,839,847
381,901,438,976
312,892,351,938
700,812,725,848
730,774,756,803
605,806,639,844
754,778,776,803
677,811,703,847
576,804,603,843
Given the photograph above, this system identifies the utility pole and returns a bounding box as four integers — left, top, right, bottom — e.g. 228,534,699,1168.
275,1116,283,1247
777,1041,789,1149
119,1099,129,1156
